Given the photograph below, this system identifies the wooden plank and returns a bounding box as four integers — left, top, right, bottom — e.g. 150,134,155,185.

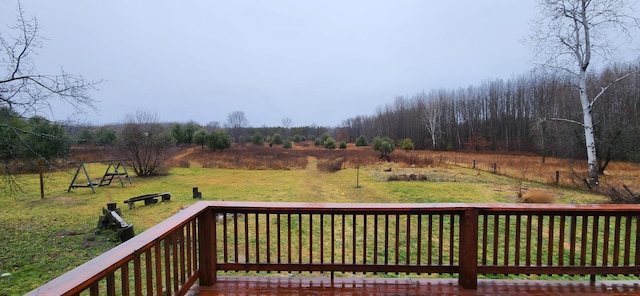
196,277,640,296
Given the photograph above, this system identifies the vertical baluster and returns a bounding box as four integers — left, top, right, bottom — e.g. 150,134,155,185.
515,215,521,266
558,216,565,266
570,215,577,266
504,214,510,267
591,215,599,267
172,231,179,292
342,214,346,265
351,214,358,264
89,282,99,296
266,213,271,265
145,249,153,295
602,215,610,267
331,214,335,265
385,214,389,266
428,214,433,266
526,214,532,267
363,214,367,265
255,213,260,264
277,213,282,265
179,228,186,284
164,235,171,295
121,263,130,296
449,214,455,266
537,214,544,267
406,214,411,267
374,214,378,266
223,213,228,263
493,214,499,266
624,215,632,266
155,242,163,296
234,213,239,264
417,214,422,269
244,213,249,264
395,214,400,267
186,222,193,275
580,215,589,266
309,214,313,264
298,213,302,266
288,213,292,265
614,215,621,266
320,214,324,264
481,214,488,266
106,272,116,296
548,215,555,267
438,214,444,266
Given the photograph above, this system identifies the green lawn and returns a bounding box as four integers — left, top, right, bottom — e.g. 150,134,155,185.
0,161,609,294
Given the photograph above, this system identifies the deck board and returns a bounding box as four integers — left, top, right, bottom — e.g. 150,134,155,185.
192,276,640,295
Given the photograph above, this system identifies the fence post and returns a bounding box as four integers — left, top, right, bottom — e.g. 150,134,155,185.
459,207,478,289
198,207,217,285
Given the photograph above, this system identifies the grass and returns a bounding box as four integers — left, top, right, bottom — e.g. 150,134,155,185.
0,145,628,295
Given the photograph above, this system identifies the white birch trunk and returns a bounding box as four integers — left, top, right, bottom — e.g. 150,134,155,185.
579,71,599,186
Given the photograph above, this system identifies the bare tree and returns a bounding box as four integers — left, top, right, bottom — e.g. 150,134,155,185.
0,2,98,193
529,0,639,187
225,111,248,142
117,111,173,177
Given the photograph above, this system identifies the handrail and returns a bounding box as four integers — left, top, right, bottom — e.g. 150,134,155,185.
25,202,640,294
25,202,209,296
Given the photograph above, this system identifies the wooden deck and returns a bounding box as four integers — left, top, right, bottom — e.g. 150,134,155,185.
192,276,640,295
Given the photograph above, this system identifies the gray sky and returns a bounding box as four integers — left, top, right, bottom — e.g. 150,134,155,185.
0,1,617,127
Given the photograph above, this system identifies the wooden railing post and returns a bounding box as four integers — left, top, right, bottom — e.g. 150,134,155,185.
459,207,478,289
198,208,217,286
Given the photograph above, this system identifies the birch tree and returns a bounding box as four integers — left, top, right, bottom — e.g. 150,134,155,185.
529,0,639,187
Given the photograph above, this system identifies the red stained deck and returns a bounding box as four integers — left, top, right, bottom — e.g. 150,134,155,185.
192,277,640,296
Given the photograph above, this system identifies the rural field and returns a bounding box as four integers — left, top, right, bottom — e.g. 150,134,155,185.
1,143,638,295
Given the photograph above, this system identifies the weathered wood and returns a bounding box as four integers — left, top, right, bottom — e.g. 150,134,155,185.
123,192,170,209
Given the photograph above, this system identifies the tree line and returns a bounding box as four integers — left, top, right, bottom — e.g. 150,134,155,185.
337,62,640,172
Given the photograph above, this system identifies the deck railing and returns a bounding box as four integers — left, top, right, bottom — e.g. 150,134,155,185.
26,202,640,295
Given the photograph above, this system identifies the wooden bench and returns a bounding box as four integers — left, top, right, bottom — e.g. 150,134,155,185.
123,192,170,209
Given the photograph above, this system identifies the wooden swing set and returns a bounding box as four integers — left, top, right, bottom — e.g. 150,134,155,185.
67,160,132,193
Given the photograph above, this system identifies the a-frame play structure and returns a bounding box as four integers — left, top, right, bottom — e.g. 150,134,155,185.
67,160,132,193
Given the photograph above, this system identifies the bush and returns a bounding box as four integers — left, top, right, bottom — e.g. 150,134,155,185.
207,130,232,152
283,140,293,149
372,136,395,161
355,135,368,146
323,137,337,150
339,140,347,149
401,138,414,150
271,133,283,145
317,157,344,172
251,132,264,146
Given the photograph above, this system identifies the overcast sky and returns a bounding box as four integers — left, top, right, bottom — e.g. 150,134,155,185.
1,1,636,127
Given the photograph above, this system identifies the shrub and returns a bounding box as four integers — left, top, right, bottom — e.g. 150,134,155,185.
372,136,395,161
271,133,283,145
317,157,344,172
207,130,232,152
251,132,264,146
323,137,337,150
283,140,292,149
339,140,347,149
401,138,414,151
355,135,368,146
